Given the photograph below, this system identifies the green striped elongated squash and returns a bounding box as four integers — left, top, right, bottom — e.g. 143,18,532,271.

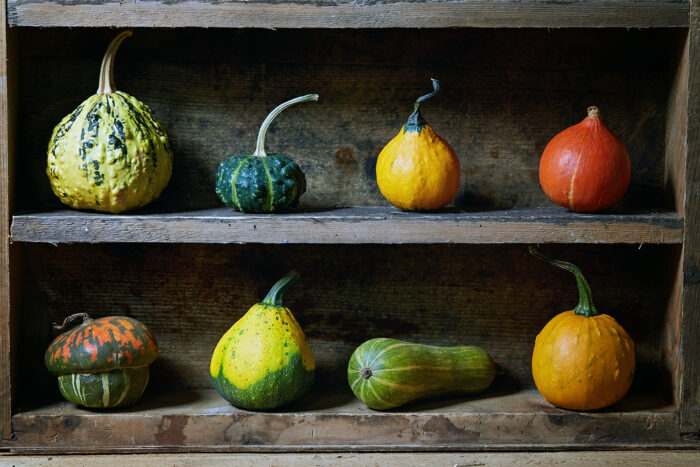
347,338,495,410
215,94,316,213
210,271,315,410
45,313,158,409
46,31,172,214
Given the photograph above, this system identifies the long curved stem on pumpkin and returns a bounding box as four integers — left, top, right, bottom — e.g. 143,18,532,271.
54,312,93,332
528,247,599,317
253,94,319,158
262,270,300,306
413,78,440,113
97,30,133,95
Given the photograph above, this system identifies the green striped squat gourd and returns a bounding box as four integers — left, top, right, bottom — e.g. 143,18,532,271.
46,30,173,213
210,271,315,410
348,338,495,410
45,313,158,408
215,94,318,213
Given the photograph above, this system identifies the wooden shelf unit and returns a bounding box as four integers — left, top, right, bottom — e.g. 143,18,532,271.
1,0,699,455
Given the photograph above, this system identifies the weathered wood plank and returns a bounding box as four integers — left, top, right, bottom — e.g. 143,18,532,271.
3,452,700,466
679,0,700,434
0,0,17,442
15,28,672,212
6,0,690,29
9,207,684,244
5,388,682,452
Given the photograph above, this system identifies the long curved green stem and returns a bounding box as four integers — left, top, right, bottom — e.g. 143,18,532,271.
262,270,300,306
253,94,319,158
97,30,133,95
405,78,439,132
528,247,598,317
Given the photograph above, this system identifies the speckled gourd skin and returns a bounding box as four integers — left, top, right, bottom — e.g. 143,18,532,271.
46,91,172,214
210,272,315,410
215,154,306,213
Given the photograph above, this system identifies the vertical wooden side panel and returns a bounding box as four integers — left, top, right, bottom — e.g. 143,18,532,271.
662,32,688,413
679,0,700,433
0,0,17,440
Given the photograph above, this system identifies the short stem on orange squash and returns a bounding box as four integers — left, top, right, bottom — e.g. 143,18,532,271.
587,106,601,119
54,313,94,332
528,247,599,317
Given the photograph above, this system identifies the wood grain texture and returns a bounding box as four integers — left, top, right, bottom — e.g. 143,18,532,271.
12,244,674,409
15,28,673,212
6,388,683,452
0,0,16,442
679,0,700,434
9,207,684,244
3,452,700,466
5,0,690,29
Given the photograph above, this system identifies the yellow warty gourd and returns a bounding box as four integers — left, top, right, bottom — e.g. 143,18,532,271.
46,31,172,213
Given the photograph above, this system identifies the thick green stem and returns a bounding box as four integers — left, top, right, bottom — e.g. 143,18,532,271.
253,94,319,158
405,78,440,132
97,30,133,95
528,247,598,317
262,270,300,306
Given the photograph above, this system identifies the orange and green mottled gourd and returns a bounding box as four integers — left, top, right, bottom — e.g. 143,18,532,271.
529,247,635,411
44,313,158,408
210,271,315,410
348,338,495,410
376,79,460,210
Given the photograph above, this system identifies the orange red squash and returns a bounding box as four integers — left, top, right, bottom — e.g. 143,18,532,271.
539,106,630,212
529,247,635,411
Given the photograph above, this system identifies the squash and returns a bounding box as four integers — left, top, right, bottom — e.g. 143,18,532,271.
210,271,315,410
46,31,173,214
215,94,317,213
44,313,158,408
539,106,631,212
529,247,635,410
375,79,460,211
347,338,495,410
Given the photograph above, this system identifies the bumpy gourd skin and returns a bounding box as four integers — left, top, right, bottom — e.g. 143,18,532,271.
377,123,460,210
210,302,315,410
46,91,173,213
215,154,306,213
532,310,635,411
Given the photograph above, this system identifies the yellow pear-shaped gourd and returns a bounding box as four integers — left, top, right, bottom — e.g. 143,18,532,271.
376,79,460,210
210,271,315,410
46,31,173,213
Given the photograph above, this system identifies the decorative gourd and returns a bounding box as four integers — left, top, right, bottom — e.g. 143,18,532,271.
44,313,158,408
529,247,635,410
347,338,495,410
215,94,317,213
46,31,173,214
539,106,630,212
210,271,314,410
375,79,460,211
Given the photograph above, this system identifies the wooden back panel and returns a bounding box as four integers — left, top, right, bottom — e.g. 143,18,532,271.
16,243,673,407
15,28,677,212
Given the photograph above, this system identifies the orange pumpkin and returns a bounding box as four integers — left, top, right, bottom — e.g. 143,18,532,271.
376,79,460,211
539,106,630,212
529,247,635,410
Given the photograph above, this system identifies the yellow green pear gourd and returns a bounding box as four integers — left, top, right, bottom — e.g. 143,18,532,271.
210,271,315,410
46,31,173,213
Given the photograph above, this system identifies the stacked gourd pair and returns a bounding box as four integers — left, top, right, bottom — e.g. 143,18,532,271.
44,32,636,412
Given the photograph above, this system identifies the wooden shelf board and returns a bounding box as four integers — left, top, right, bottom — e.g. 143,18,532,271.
6,388,683,452
6,0,689,29
10,207,683,245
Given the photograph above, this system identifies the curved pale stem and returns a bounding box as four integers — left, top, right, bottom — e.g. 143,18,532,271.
253,94,319,158
97,30,133,95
